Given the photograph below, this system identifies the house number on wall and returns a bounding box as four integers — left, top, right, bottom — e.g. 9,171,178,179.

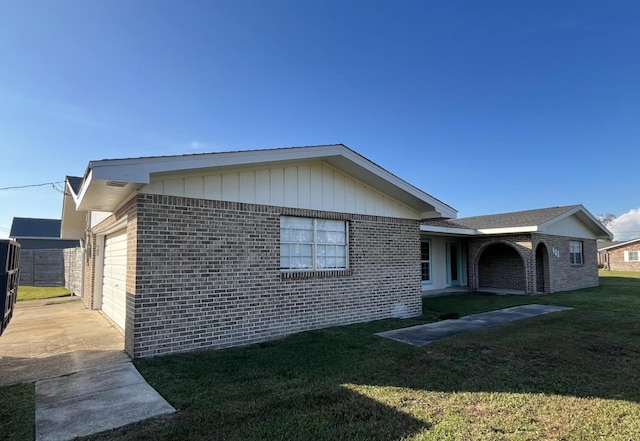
552,247,560,258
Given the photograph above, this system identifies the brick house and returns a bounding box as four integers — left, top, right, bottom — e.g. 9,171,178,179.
60,144,611,358
420,206,611,295
597,238,640,272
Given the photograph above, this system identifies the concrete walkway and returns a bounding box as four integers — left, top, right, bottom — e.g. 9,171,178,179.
36,362,175,441
0,298,175,440
376,304,572,346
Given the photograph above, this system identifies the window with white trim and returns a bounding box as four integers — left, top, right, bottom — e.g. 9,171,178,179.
624,250,639,262
280,216,348,271
569,241,583,265
420,240,431,283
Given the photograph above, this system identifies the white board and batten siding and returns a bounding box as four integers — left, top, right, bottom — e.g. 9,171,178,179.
543,216,597,239
140,162,421,219
102,229,127,330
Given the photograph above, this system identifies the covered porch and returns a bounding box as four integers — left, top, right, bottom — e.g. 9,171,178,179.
419,222,548,296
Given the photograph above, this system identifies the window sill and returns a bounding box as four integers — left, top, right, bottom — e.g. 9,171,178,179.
281,269,352,280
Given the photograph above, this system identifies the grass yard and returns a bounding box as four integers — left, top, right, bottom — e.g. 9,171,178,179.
17,286,71,302
89,272,640,441
2,273,640,440
0,384,34,441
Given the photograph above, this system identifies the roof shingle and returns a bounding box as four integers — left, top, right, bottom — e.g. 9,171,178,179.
454,205,580,230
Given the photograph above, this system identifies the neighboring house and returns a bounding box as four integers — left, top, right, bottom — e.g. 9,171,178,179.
9,217,80,286
60,144,611,358
9,218,79,250
597,239,640,272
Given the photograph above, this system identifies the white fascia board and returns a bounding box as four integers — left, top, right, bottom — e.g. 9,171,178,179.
420,225,478,235
333,147,457,218
75,169,94,209
85,144,457,217
476,226,539,234
88,145,347,183
539,205,613,240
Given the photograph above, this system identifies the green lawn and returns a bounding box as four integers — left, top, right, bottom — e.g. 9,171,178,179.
17,286,71,302
0,384,34,441
3,274,640,440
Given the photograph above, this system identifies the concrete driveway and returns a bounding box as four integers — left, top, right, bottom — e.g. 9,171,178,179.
0,297,176,441
0,297,129,386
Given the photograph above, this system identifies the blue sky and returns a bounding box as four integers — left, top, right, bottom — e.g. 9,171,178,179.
1,1,639,239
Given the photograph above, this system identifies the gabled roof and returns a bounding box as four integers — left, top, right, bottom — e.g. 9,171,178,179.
10,217,62,239
455,206,580,230
597,238,640,251
421,205,613,240
65,144,457,219
66,176,83,194
419,219,477,236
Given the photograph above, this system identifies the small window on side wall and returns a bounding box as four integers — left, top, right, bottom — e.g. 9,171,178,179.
280,216,348,271
624,251,639,262
569,240,583,265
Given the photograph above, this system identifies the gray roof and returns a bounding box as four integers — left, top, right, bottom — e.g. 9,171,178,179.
597,238,640,251
597,241,623,251
454,205,581,230
66,176,83,194
10,218,62,238
421,219,472,229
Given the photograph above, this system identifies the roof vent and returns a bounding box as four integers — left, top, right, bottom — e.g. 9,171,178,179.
106,181,127,188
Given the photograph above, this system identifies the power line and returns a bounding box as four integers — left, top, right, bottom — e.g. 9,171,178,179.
0,182,64,191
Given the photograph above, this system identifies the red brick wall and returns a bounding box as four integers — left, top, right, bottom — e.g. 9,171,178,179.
606,242,640,272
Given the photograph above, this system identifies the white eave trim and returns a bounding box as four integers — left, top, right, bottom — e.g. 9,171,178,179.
420,225,477,235
75,169,93,209
78,144,457,218
477,226,539,234
538,205,613,240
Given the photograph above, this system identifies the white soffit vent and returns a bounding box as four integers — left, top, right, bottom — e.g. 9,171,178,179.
106,181,128,187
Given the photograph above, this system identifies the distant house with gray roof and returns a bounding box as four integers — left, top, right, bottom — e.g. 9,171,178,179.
597,238,640,272
10,217,79,286
9,218,79,250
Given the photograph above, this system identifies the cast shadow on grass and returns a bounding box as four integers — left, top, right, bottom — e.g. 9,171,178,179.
86,276,640,440
95,310,639,441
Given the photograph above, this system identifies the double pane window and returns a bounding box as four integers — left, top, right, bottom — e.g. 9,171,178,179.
569,241,583,265
421,241,431,283
280,217,347,271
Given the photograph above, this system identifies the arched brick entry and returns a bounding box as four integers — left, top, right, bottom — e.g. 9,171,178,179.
477,243,526,291
535,243,550,293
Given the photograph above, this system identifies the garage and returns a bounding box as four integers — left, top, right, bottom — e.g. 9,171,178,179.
102,228,127,330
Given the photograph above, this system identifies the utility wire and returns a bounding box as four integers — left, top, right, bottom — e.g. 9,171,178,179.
0,182,64,191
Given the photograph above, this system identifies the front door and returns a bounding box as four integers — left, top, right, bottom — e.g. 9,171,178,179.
446,242,466,287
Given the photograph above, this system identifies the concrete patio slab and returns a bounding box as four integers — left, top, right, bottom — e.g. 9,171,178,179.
36,362,176,441
376,304,573,346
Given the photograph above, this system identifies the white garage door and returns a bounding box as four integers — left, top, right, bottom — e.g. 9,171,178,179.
102,229,127,330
